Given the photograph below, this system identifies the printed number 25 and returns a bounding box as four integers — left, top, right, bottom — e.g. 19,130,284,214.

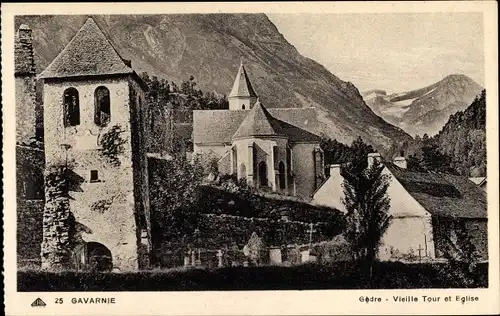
55,298,63,304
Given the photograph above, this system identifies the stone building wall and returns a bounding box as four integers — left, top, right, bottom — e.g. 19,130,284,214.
15,25,37,144
42,76,148,270
465,219,488,261
128,77,152,268
291,143,320,198
17,199,44,269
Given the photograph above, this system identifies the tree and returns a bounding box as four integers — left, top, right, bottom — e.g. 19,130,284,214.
320,136,375,166
148,154,204,252
420,143,453,173
341,147,391,282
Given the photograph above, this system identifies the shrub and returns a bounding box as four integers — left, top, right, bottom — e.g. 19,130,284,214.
17,261,488,291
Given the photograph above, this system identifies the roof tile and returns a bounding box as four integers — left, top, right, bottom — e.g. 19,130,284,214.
228,62,258,98
232,100,286,139
193,106,321,144
38,17,132,79
386,163,487,219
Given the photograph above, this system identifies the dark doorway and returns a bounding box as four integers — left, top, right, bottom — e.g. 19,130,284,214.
86,242,113,271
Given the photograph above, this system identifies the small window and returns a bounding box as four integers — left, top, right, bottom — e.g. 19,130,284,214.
90,170,100,183
63,87,80,127
94,86,110,127
242,104,246,110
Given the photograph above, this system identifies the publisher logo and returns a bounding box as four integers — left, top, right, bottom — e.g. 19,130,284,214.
31,298,46,307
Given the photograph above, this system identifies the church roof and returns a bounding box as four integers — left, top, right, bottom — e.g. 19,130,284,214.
228,62,258,98
386,163,487,219
193,107,321,144
232,100,286,139
38,17,133,79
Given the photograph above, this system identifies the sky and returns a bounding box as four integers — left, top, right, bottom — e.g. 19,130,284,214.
268,13,484,93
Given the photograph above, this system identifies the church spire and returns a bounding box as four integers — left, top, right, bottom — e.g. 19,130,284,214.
228,61,258,110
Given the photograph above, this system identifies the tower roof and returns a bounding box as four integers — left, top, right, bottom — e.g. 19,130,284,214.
232,100,286,139
228,62,258,98
38,17,133,79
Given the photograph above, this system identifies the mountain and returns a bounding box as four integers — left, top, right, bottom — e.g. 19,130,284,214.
16,14,411,152
363,74,483,136
386,90,486,177
434,89,486,176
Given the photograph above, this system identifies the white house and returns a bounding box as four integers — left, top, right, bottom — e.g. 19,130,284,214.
312,153,488,262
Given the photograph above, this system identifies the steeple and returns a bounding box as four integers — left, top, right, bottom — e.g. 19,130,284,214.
228,61,258,110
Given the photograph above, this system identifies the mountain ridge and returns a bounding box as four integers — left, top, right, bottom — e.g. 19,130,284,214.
17,14,412,152
363,74,483,136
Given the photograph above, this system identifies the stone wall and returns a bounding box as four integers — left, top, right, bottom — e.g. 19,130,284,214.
17,199,44,269
41,167,73,270
15,25,37,144
291,143,319,198
16,145,45,199
433,217,488,262
42,76,149,271
465,219,488,261
128,77,152,268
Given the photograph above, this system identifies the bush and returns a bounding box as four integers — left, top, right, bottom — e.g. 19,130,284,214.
18,261,488,291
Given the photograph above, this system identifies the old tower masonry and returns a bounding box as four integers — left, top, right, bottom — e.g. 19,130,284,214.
15,24,38,144
38,17,151,271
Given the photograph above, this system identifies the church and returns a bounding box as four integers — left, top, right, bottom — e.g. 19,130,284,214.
193,63,325,198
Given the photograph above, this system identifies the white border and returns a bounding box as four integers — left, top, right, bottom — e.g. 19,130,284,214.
2,2,499,315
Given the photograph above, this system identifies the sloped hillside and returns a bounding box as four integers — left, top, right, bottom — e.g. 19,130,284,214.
17,14,411,152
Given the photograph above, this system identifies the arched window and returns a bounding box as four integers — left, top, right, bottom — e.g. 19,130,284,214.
94,86,110,127
259,161,268,187
242,104,246,110
63,87,80,127
278,161,286,190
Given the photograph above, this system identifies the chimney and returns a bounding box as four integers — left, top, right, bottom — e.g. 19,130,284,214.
17,24,33,43
367,152,382,168
329,164,341,179
15,24,36,76
393,156,407,169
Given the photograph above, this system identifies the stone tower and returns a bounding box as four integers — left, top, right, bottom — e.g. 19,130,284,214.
15,24,38,144
228,61,258,110
38,17,151,271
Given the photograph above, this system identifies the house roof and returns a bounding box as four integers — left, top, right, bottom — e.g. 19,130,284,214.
232,100,286,139
193,107,321,144
386,163,487,219
469,177,487,186
228,62,258,98
38,17,133,79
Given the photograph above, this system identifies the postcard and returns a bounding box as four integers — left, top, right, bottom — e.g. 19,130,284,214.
2,2,499,315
